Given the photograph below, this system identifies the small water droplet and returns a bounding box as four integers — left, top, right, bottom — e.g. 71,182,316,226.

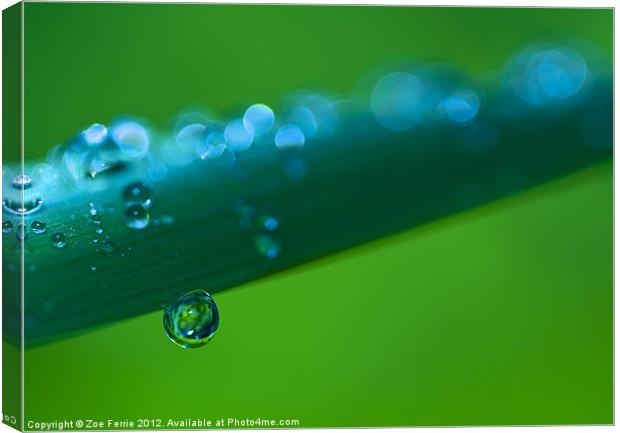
30,219,47,234
12,174,32,190
2,220,13,234
90,265,97,272
257,214,279,231
99,239,116,254
255,234,281,259
124,204,150,230
51,232,67,249
163,290,219,349
123,181,153,208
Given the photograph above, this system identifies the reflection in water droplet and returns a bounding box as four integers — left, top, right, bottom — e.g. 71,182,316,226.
123,181,153,208
31,220,47,234
12,174,32,190
51,232,67,249
125,204,150,230
3,220,13,234
275,124,305,149
255,234,281,259
163,289,219,349
224,119,253,151
243,104,275,135
2,197,43,216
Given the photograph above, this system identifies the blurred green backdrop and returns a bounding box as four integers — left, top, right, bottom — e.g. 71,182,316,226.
21,3,612,427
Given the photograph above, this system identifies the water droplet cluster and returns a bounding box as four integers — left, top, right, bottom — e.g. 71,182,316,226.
122,181,152,230
50,232,67,249
232,200,282,259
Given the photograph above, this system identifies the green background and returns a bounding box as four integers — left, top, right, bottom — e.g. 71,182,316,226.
20,3,612,427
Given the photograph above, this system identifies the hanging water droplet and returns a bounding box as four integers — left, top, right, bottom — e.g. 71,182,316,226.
257,214,279,231
122,181,153,209
2,220,13,234
51,232,67,249
163,289,219,349
255,234,281,259
12,174,32,190
125,204,150,230
30,219,47,234
16,223,27,241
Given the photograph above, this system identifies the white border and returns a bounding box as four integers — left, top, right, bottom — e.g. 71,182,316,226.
0,1,615,433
